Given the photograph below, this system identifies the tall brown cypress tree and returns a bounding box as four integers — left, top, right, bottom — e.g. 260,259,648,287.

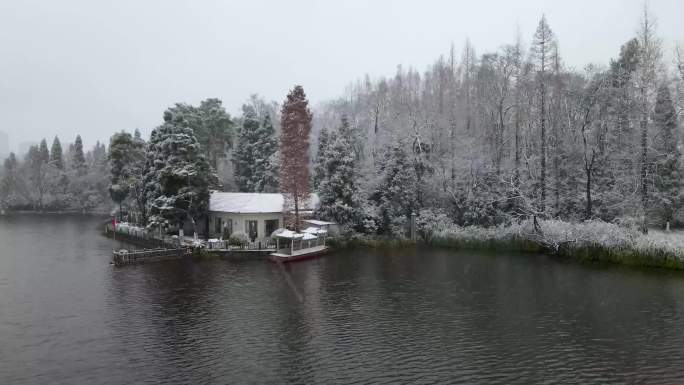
279,85,312,232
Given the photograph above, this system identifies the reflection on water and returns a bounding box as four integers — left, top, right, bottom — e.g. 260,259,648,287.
1,215,684,384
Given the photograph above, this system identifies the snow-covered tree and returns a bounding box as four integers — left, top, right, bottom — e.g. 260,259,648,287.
312,126,330,190
108,131,134,219
71,135,87,176
0,153,27,209
317,118,362,229
50,136,64,170
254,113,279,192
26,141,49,209
372,142,419,236
166,98,234,170
530,15,556,214
651,85,681,226
144,110,219,233
635,6,663,231
233,104,260,192
233,103,279,193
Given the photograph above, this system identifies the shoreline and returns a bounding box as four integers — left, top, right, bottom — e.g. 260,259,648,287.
329,220,684,271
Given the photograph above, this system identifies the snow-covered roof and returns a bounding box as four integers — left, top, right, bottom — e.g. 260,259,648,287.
302,226,328,234
209,192,319,214
275,229,304,239
302,219,336,226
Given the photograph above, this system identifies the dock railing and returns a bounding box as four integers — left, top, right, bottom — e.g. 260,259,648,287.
112,247,192,266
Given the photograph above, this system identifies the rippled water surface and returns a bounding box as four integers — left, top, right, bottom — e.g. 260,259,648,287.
2,215,684,384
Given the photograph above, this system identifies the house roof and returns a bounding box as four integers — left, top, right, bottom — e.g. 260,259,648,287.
209,192,319,214
302,219,336,226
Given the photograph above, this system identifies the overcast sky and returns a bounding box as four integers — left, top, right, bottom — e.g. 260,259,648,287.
0,0,682,153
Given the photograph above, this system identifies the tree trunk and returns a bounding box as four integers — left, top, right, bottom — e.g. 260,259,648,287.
640,104,648,232
293,186,300,233
585,166,592,220
540,81,547,214
514,88,521,187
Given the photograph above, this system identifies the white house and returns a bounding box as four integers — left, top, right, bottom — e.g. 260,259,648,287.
208,192,320,242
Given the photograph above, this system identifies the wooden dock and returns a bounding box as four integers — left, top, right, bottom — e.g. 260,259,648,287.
112,247,192,266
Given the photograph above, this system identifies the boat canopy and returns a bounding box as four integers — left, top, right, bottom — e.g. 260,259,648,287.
274,229,305,239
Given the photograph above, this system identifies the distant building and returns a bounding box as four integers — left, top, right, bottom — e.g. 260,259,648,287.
206,192,319,242
0,130,8,160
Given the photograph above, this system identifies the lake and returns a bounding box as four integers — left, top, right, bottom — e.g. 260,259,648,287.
2,215,684,384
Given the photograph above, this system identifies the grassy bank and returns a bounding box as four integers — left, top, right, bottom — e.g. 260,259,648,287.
328,235,418,250
331,219,684,270
430,220,684,270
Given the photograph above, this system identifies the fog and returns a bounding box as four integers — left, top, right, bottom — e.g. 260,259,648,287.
0,0,682,152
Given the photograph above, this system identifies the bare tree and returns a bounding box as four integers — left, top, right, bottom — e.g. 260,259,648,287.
531,15,556,214
634,5,662,231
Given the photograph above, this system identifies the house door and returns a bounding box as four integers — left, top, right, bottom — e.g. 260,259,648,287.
214,217,222,236
226,219,233,237
246,220,258,242
265,219,279,237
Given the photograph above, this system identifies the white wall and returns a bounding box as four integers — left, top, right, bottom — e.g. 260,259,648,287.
209,211,284,242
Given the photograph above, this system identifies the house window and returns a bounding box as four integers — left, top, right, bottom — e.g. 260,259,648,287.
214,217,222,235
265,219,279,237
246,220,258,242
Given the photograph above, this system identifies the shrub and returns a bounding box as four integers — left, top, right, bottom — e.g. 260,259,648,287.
415,208,453,242
228,231,249,246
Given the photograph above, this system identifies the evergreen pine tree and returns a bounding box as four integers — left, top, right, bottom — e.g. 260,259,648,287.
0,153,23,208
254,113,279,192
144,110,219,232
372,142,419,236
38,139,50,164
50,136,64,170
317,119,361,229
233,106,279,193
312,126,330,190
651,85,681,226
72,134,87,175
108,131,133,219
129,129,148,224
166,99,233,169
27,141,49,209
233,105,259,192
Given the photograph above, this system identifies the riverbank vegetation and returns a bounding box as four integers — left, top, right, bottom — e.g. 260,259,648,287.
2,6,684,270
313,9,684,236
429,219,684,269
330,218,684,270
